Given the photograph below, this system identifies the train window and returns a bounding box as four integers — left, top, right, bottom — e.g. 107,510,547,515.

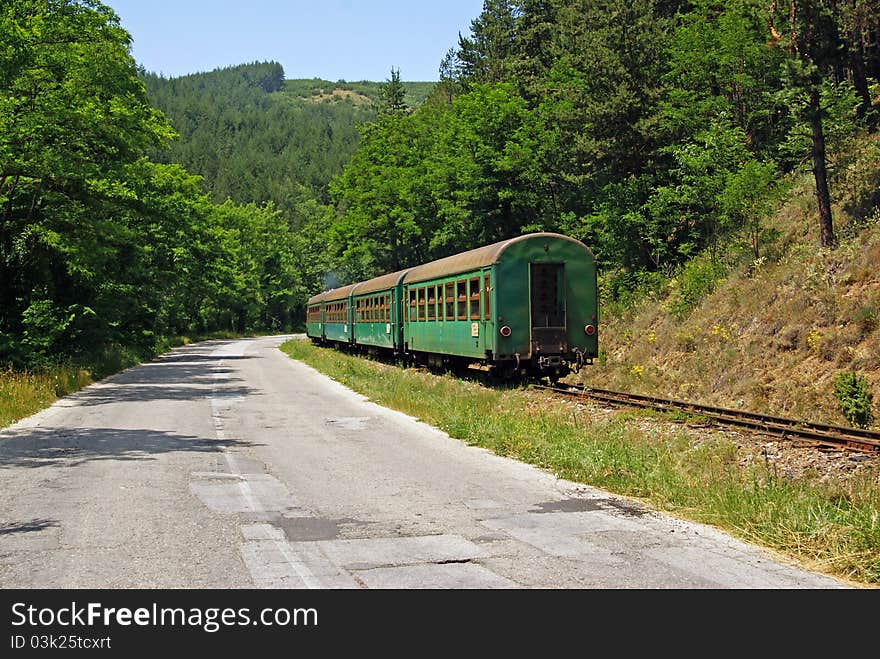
427,286,436,321
386,294,391,321
444,283,454,320
418,287,426,321
408,289,416,321
470,277,480,319
483,274,491,319
457,280,467,320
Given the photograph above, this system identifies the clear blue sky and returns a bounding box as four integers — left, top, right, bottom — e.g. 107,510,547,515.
107,0,485,81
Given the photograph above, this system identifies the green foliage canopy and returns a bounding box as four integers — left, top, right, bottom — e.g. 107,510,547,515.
1,2,317,367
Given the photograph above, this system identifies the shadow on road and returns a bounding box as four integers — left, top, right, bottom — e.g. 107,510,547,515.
0,519,58,535
59,349,258,406
67,382,256,406
0,427,257,469
154,353,255,364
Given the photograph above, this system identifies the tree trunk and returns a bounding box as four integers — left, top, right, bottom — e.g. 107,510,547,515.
808,85,835,248
849,37,875,127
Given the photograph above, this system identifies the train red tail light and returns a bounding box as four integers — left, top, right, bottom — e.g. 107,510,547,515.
584,324,595,335
500,325,512,337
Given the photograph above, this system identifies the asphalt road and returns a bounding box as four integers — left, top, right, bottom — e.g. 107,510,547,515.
0,336,849,588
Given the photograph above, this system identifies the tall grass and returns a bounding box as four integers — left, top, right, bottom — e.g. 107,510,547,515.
0,364,93,428
280,338,880,586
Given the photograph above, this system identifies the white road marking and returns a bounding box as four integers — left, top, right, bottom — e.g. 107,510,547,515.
205,340,324,589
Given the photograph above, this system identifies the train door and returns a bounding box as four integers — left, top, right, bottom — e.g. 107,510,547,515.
529,263,566,355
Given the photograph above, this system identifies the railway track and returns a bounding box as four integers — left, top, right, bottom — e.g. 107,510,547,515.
532,383,880,454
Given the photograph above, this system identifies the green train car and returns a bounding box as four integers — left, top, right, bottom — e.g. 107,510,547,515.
305,232,598,381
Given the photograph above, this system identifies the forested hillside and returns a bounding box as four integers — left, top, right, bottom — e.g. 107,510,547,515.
141,64,375,216
140,64,437,220
324,0,879,288
0,0,440,373
1,2,318,370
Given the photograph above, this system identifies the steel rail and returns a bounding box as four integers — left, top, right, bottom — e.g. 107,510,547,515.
532,383,880,454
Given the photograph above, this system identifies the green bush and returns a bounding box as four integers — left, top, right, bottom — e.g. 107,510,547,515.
666,256,728,319
833,371,874,429
854,304,878,334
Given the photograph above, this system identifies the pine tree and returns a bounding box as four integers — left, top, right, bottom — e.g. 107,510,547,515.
455,0,521,84
378,68,408,114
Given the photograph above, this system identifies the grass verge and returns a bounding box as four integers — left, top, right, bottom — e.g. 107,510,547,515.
280,337,880,587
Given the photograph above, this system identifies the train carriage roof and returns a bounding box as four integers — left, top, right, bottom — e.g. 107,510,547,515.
307,269,409,306
306,233,591,305
307,282,358,305
352,269,410,296
403,232,589,284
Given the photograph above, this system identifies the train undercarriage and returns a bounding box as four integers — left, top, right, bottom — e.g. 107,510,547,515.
311,337,588,384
